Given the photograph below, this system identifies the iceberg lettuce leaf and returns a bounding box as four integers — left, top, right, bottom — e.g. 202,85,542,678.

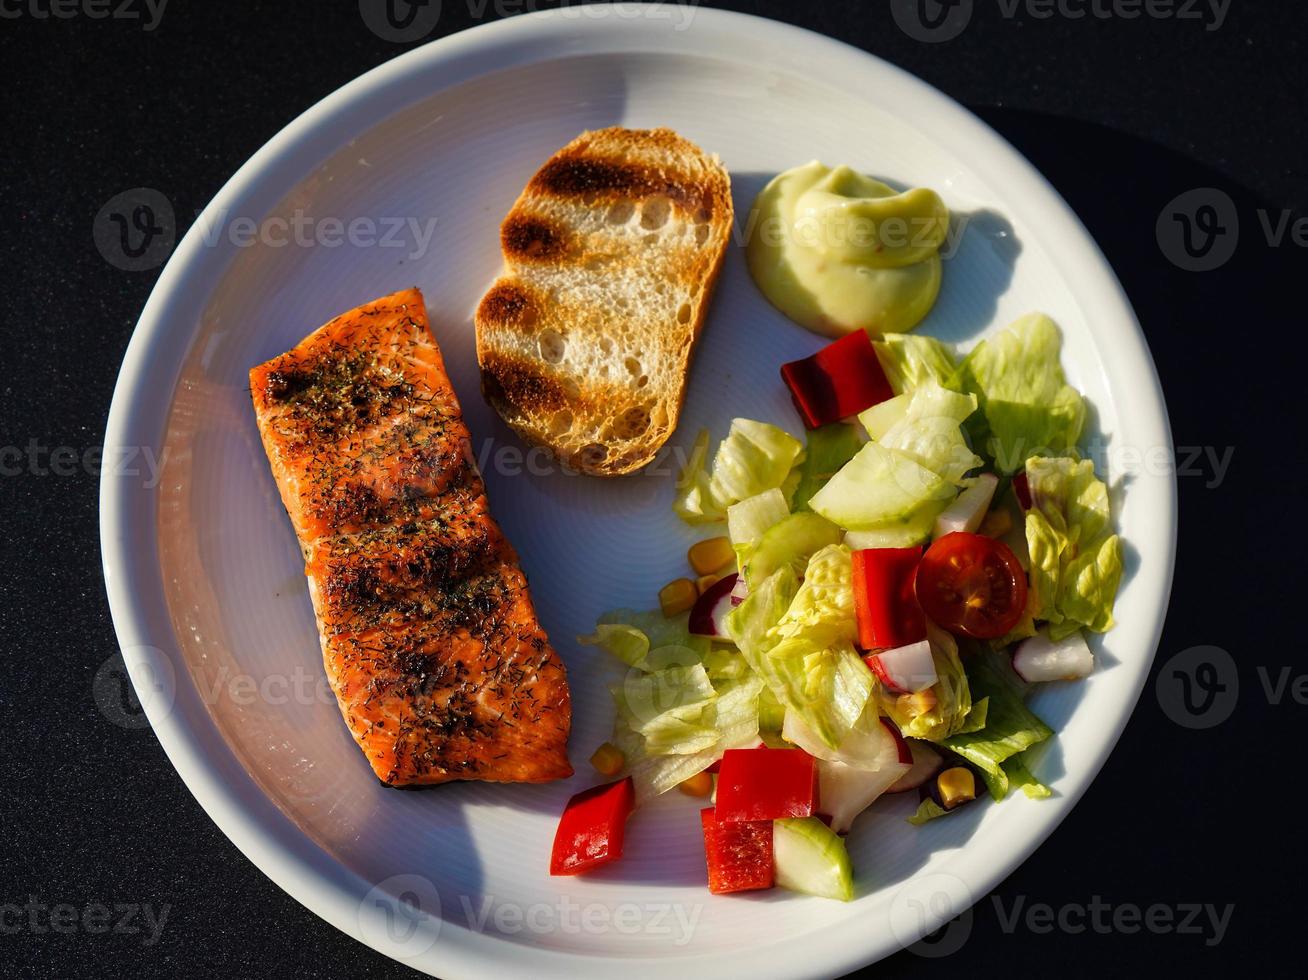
877,625,981,742
1003,752,1053,799
873,381,982,485
874,333,959,394
619,676,764,804
907,797,955,826
674,420,805,524
770,543,857,648
580,610,711,669
764,638,874,749
943,650,1053,800
1024,456,1124,637
953,314,1087,473
726,566,870,749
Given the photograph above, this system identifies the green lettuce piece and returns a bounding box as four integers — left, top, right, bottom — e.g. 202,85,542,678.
877,626,982,742
590,611,771,801
580,610,710,670
612,664,716,737
703,646,753,683
770,544,857,648
618,676,764,805
640,644,706,672
907,797,955,826
943,650,1053,800
674,420,805,524
724,566,800,668
758,685,786,734
638,716,721,756
1024,456,1124,638
764,637,874,749
874,333,959,394
578,623,649,668
792,423,865,511
726,567,870,748
727,487,790,565
953,314,1087,473
1003,752,1053,799
872,381,982,485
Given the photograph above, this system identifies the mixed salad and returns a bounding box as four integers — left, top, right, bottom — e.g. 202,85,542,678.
549,313,1124,900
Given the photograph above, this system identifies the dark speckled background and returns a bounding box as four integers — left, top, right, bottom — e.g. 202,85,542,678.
2,1,1304,977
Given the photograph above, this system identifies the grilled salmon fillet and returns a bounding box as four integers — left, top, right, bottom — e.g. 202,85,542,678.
249,288,572,786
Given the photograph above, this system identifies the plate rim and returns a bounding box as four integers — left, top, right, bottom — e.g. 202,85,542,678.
99,5,1177,978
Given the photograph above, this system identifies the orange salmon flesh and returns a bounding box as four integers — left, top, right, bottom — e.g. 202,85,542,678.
249,288,572,786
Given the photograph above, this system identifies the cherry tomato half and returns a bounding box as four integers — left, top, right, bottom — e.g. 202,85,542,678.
914,532,1028,640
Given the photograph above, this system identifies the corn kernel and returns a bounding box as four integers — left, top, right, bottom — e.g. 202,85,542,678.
589,742,626,777
979,507,1013,538
938,767,977,810
688,536,735,576
659,577,699,617
678,771,714,797
898,687,938,717
696,573,722,594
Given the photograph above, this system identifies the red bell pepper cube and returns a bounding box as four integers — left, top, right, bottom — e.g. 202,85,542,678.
700,808,774,894
550,777,635,875
1012,471,1033,510
852,547,927,651
780,330,895,429
715,747,816,822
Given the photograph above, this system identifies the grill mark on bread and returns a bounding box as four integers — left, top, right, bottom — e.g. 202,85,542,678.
477,281,539,334
531,154,712,218
480,351,574,415
501,214,568,262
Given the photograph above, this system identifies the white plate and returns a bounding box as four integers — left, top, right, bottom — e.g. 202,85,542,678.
101,6,1175,978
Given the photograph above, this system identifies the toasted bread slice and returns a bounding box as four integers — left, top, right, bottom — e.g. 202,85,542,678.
475,127,733,477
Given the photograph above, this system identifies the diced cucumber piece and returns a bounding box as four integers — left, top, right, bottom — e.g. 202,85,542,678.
843,507,938,550
773,817,855,901
809,442,952,532
744,512,843,586
793,424,865,513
